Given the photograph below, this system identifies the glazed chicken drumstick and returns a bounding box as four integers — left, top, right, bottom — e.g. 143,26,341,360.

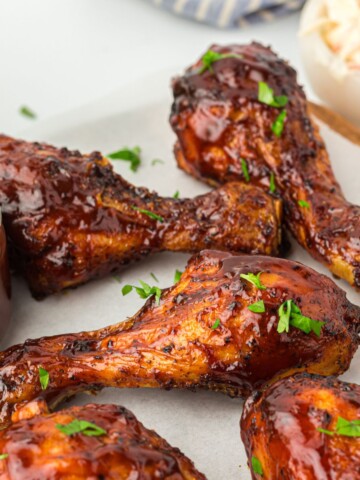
170,42,360,288
0,250,358,428
0,134,281,298
0,399,206,479
241,373,360,479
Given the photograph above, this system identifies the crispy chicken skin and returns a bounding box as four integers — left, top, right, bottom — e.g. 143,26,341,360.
0,250,358,428
170,42,360,288
241,373,360,479
0,134,281,298
0,399,206,479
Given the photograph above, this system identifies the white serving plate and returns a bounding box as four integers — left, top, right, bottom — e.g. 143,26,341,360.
4,70,360,479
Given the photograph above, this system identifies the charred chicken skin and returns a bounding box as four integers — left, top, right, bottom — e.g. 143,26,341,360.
0,399,206,479
0,134,281,298
0,250,358,428
170,42,360,288
241,373,360,479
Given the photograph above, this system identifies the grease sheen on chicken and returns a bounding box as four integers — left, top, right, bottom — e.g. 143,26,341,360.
0,250,358,428
170,42,360,288
0,134,281,298
0,399,206,479
241,373,360,479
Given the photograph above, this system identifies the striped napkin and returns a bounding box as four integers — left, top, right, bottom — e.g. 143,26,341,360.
149,0,305,27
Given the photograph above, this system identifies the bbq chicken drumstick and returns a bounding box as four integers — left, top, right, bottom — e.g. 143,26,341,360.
170,43,360,289
241,373,360,479
0,250,358,428
0,134,281,298
0,399,206,479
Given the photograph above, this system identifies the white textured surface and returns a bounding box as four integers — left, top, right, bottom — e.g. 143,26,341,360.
0,0,307,136
2,71,359,479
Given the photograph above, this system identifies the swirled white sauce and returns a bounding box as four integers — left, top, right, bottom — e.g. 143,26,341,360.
301,0,360,78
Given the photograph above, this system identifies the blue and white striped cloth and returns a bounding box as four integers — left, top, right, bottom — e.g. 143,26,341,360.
149,0,305,28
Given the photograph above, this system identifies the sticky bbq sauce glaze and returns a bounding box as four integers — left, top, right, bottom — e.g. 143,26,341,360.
0,214,11,340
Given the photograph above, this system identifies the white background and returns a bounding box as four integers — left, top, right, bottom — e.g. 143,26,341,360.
0,0,309,136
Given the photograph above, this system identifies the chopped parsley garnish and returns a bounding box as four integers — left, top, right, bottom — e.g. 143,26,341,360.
211,318,221,329
258,82,288,108
240,272,266,290
174,269,183,283
107,146,141,172
269,172,276,193
277,299,292,333
38,367,50,391
298,200,310,209
122,280,162,305
258,82,288,137
248,300,265,313
131,206,164,222
121,284,133,295
199,50,242,74
318,417,360,437
56,419,106,437
251,456,263,476
151,159,164,166
19,105,36,119
277,299,324,336
0,454,8,460
150,272,159,283
241,158,250,182
272,109,287,137
173,190,180,199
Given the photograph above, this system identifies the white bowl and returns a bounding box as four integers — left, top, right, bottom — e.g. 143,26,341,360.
299,0,360,126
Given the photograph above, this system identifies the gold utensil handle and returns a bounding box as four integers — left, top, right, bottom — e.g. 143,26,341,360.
308,101,360,147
